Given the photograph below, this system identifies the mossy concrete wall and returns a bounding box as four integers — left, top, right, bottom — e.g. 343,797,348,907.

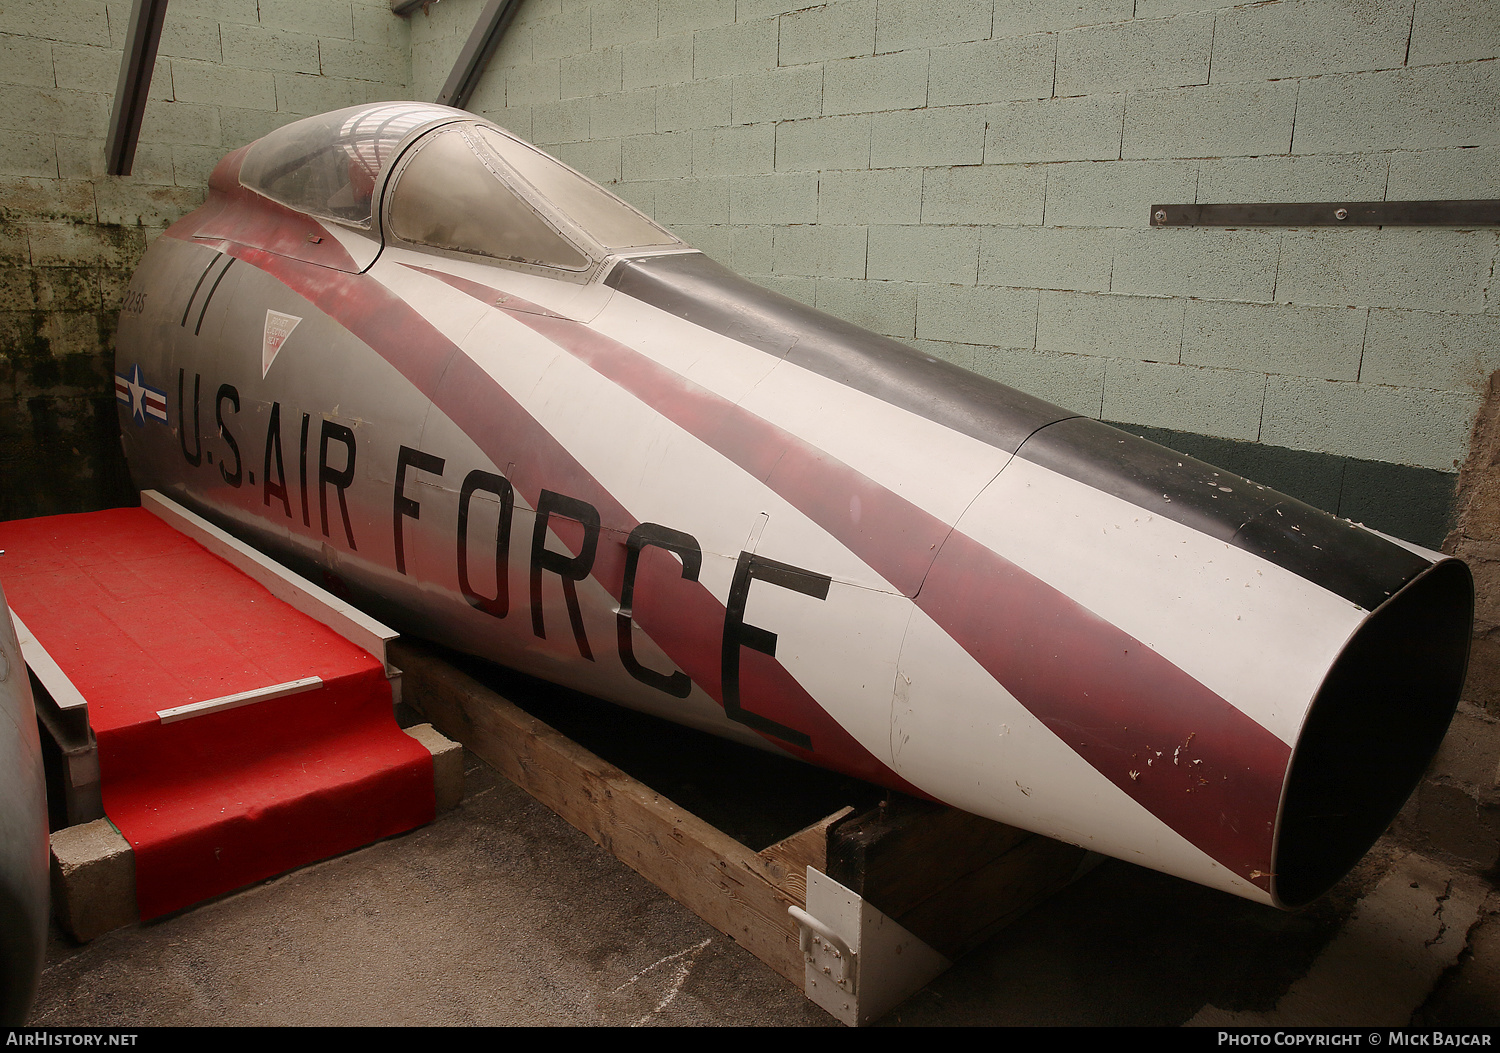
0,0,411,519
1401,375,1500,872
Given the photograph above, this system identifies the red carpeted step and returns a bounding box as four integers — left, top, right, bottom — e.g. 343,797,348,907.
0,507,434,919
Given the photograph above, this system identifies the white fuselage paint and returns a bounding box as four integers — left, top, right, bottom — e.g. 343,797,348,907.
115,103,1465,916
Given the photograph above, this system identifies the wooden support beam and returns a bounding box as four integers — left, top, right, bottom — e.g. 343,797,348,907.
392,639,815,984
393,638,1089,1007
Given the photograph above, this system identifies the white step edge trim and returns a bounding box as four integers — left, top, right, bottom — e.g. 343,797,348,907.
158,676,324,724
9,608,89,713
140,490,400,678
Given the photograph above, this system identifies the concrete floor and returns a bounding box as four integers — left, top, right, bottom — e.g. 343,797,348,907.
24,672,1500,1028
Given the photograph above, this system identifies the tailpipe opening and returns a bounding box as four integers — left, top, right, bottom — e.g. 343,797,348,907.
1273,558,1474,908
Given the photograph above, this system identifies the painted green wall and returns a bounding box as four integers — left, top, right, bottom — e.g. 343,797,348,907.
411,0,1499,547
6,0,1492,531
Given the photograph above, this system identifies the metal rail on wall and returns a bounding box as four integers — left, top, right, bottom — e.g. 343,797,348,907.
1150,200,1500,227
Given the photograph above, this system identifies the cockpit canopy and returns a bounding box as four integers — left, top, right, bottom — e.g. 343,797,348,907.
237,101,683,276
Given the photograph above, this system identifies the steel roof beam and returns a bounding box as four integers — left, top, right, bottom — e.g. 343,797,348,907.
104,0,169,177
436,0,521,111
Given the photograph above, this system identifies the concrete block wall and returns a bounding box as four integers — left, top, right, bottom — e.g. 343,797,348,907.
0,0,411,518
416,0,1500,555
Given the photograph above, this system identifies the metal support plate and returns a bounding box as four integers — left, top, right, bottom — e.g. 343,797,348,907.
792,868,951,1026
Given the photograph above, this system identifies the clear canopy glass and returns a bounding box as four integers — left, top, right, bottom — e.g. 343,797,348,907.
239,101,683,270
239,103,463,228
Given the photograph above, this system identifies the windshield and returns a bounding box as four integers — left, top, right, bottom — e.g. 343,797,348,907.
388,125,591,270
387,121,682,270
472,126,678,251
240,102,685,270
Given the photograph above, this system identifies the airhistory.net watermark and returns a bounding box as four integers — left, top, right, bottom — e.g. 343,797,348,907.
5,1034,137,1046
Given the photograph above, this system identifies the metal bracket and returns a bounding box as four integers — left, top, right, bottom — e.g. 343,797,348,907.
1151,200,1500,228
789,904,859,995
790,868,951,1026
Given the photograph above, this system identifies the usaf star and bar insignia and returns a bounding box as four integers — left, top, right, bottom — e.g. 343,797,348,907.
115,364,169,427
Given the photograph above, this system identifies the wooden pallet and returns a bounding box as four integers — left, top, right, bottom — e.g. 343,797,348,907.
393,639,1088,1022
